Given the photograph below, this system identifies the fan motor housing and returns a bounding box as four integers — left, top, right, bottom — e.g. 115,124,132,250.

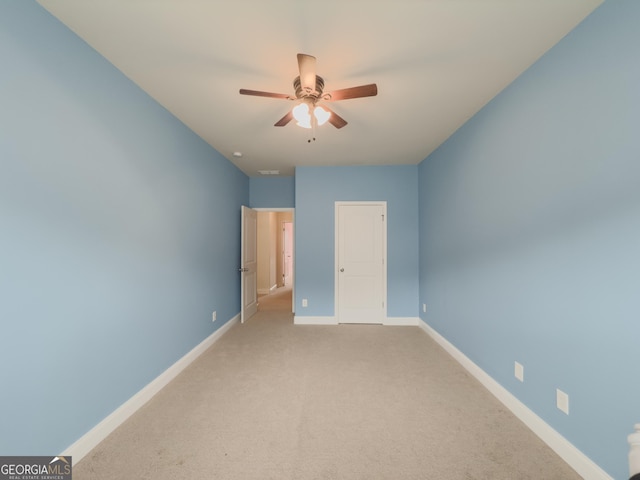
293,75,325,99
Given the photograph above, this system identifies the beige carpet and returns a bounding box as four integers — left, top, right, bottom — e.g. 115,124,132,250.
74,299,580,479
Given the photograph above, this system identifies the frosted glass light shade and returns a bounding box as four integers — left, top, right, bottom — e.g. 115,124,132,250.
292,103,311,128
314,106,331,126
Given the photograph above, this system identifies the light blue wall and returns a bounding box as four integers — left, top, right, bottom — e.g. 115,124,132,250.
296,165,418,318
249,176,295,208
418,1,639,478
0,2,248,455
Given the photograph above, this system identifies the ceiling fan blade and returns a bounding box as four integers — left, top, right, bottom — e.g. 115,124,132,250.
239,89,291,99
321,105,348,129
325,83,378,101
297,53,317,93
274,111,294,127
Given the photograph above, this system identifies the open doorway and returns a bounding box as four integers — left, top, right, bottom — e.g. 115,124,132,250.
255,209,294,314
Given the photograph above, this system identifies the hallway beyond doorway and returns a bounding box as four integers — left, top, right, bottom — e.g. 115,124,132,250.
258,285,292,312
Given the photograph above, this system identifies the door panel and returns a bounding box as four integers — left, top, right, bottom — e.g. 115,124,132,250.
241,206,258,322
336,203,386,324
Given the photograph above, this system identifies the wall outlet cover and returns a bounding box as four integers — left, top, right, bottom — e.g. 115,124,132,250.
514,361,524,382
557,389,569,415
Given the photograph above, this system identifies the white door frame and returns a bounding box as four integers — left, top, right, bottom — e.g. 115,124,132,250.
334,201,387,324
253,208,295,313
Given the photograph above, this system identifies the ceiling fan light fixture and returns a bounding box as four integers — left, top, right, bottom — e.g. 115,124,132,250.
292,102,331,129
240,53,377,131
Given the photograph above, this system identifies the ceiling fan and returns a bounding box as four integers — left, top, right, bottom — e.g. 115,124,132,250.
239,53,377,130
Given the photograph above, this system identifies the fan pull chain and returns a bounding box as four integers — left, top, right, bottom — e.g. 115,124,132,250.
308,112,317,143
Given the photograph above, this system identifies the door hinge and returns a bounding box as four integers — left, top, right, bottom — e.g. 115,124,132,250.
382,214,385,221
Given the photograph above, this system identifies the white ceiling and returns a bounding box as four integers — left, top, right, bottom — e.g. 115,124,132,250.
37,0,602,177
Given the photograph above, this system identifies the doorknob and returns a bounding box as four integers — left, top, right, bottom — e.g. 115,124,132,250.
239,267,249,272
340,268,344,272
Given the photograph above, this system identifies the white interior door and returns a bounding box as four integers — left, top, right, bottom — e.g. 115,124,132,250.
283,222,293,286
241,206,258,323
336,202,386,324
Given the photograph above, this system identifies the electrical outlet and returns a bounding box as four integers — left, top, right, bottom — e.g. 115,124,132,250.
302,299,308,307
422,303,426,313
556,389,569,415
514,361,524,382
212,311,217,322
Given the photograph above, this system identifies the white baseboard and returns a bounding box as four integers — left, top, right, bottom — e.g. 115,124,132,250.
293,316,338,325
417,319,613,480
62,313,240,463
384,316,419,326
293,316,420,326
